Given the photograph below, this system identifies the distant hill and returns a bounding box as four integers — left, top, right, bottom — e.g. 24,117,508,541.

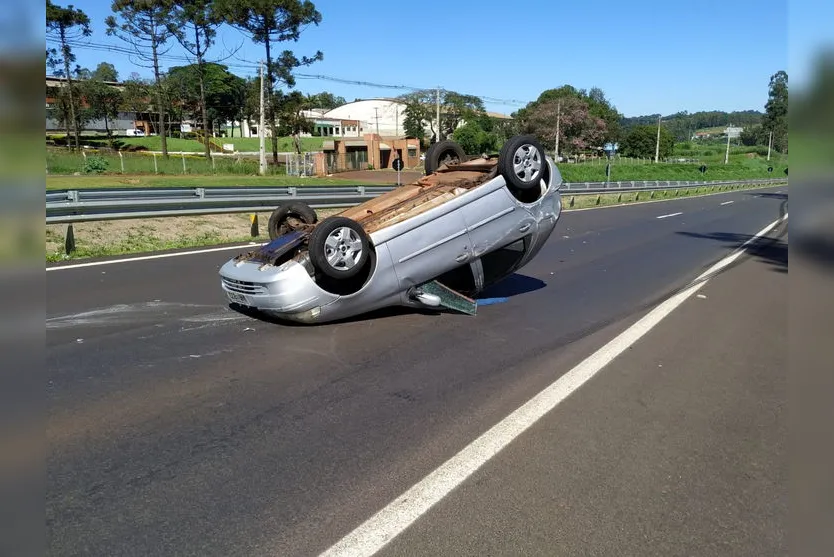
621,110,763,141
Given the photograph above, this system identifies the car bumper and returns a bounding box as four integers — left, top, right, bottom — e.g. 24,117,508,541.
219,258,339,322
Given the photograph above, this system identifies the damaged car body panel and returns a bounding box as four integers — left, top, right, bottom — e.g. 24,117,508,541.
218,135,563,324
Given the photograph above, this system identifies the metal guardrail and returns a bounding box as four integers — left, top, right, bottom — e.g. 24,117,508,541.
45,178,786,224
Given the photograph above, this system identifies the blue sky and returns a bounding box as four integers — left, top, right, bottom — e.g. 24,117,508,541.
42,0,808,118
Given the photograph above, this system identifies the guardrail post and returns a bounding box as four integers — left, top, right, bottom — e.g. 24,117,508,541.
69,190,79,203
195,187,205,199
358,186,366,196
65,224,76,255
288,186,297,197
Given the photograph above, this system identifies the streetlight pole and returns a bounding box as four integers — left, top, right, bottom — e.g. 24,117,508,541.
767,130,773,161
436,88,441,142
654,115,661,163
724,125,731,164
554,100,561,160
258,60,266,176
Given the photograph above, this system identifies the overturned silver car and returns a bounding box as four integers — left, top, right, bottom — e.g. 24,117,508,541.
218,135,563,323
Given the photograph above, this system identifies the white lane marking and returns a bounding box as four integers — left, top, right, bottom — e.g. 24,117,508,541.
656,212,683,219
319,213,788,557
721,201,735,206
46,243,259,272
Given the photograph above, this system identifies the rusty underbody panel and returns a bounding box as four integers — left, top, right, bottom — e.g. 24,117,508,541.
240,157,500,267
338,157,499,234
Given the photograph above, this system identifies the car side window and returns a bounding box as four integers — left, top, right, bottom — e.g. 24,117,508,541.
480,237,528,287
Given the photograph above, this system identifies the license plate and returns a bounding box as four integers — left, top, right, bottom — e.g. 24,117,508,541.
226,291,248,305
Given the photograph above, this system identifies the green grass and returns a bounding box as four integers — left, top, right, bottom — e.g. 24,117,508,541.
560,155,787,183
47,150,284,177
45,229,255,263
46,173,359,190
54,135,327,153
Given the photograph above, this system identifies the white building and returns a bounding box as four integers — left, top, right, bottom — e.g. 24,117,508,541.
322,98,410,137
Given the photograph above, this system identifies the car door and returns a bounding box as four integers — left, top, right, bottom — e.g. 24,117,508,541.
459,185,536,259
384,206,473,290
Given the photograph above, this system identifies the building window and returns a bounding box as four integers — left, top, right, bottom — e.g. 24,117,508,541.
408,147,417,158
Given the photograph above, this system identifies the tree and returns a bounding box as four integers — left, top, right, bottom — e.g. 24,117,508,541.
523,96,606,156
306,92,346,110
92,62,119,82
274,91,313,152
514,85,622,145
739,124,768,147
46,0,92,151
400,90,436,142
439,92,485,138
217,0,323,162
167,62,246,137
452,121,497,155
106,0,179,158
81,78,123,147
621,125,674,159
762,70,788,153
399,89,488,145
171,0,225,158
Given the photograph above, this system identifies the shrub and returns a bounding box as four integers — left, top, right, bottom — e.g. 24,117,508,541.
83,155,109,174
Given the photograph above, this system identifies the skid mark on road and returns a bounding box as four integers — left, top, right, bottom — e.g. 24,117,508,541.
47,302,248,330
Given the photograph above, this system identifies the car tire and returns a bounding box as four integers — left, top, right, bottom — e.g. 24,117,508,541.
499,135,547,191
424,140,466,174
268,202,318,240
308,216,371,280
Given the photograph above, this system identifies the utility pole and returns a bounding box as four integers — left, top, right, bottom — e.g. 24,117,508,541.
436,88,441,142
767,130,773,161
654,115,661,163
374,107,380,136
258,60,266,175
724,125,731,164
554,100,561,160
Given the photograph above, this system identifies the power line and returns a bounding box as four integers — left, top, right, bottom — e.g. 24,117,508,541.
49,38,530,109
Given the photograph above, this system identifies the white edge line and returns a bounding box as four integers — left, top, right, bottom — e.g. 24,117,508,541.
721,200,735,205
45,243,259,271
318,213,787,557
656,212,683,219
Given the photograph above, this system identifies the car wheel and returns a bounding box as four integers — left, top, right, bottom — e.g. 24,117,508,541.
499,135,547,191
268,202,318,240
424,140,466,174
308,216,371,280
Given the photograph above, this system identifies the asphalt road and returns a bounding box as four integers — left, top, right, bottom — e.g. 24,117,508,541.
46,186,788,556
